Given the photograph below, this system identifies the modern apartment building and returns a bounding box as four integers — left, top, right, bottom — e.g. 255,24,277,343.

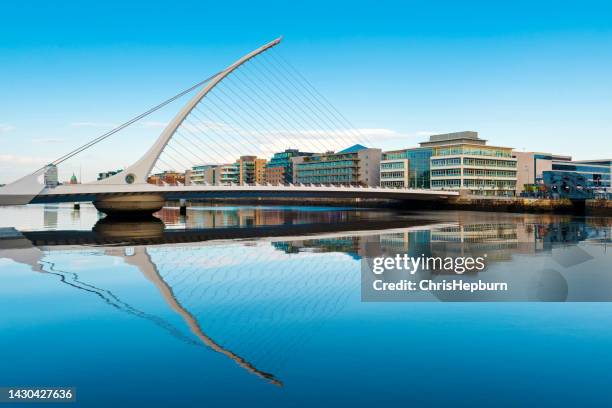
219,163,240,185
265,149,314,185
236,155,267,185
380,147,433,188
186,164,220,185
292,144,381,187
422,131,517,196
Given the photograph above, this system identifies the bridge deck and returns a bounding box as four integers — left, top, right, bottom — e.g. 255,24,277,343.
27,184,458,204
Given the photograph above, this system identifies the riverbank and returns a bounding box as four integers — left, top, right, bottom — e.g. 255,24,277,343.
172,196,612,216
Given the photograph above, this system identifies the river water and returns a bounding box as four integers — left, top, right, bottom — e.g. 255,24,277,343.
1,204,611,407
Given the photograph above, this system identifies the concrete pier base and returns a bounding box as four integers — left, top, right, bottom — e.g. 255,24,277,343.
179,199,187,216
93,194,165,218
93,217,165,240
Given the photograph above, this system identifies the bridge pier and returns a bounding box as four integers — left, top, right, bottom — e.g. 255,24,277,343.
93,194,165,218
179,199,187,216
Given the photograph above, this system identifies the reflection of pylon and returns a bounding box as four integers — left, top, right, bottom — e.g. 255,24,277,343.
37,257,198,346
124,246,283,386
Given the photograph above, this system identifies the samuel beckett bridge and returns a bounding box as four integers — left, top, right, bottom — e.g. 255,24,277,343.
0,37,457,216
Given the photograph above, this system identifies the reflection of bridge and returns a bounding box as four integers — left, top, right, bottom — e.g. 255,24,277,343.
0,37,457,214
1,225,375,386
1,213,611,385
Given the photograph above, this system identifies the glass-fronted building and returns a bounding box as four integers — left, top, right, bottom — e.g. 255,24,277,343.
292,144,381,186
264,149,313,185
380,147,432,188
421,131,517,196
550,160,611,189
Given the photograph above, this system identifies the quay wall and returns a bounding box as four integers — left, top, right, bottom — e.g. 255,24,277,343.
165,196,612,216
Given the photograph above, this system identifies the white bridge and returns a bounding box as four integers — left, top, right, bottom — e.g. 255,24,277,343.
0,37,458,215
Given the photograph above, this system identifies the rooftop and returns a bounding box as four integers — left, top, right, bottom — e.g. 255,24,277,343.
338,144,368,154
419,131,488,147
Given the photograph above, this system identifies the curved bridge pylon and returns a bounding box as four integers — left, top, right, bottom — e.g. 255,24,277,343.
98,37,283,187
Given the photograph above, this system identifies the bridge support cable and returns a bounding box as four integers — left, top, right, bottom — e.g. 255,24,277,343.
195,92,299,159
148,45,374,176
215,73,333,155
253,51,366,149
192,102,280,163
265,52,369,146
177,124,239,163
202,87,307,156
180,67,322,164
190,107,270,159
270,52,375,147
246,54,362,150
262,52,372,148
218,65,332,156
234,59,358,153
38,36,372,184
164,136,212,171
158,144,196,174
35,72,221,175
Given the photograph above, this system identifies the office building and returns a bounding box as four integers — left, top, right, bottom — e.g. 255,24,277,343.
265,149,314,185
380,147,432,188
550,159,611,189
422,131,517,196
512,152,572,195
292,144,381,187
542,171,595,199
513,153,611,196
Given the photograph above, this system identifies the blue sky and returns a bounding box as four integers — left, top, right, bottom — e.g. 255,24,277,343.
1,0,611,183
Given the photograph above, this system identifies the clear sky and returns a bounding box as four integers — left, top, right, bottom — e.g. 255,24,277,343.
1,0,611,183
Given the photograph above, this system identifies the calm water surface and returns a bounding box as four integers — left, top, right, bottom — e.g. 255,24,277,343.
1,204,611,407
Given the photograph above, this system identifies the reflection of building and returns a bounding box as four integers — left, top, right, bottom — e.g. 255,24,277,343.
147,170,185,186
43,205,58,229
380,147,432,188
97,169,123,181
423,131,517,196
265,149,314,185
292,144,381,186
273,237,362,260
